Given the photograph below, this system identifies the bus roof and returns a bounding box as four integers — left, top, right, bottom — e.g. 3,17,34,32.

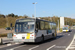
16,18,56,24
36,18,56,24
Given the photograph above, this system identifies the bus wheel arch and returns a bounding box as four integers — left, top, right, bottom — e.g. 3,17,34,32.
52,33,57,38
41,34,44,42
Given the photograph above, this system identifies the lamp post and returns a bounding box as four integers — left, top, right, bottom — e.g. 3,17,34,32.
32,2,37,18
58,20,59,31
6,16,8,27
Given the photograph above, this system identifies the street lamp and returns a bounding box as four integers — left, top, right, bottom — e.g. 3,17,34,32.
58,20,59,31
6,15,9,27
32,2,37,18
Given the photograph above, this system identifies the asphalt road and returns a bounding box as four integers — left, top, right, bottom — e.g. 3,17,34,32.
0,29,75,50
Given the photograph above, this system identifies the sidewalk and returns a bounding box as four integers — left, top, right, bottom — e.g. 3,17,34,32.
0,37,13,44
1,37,12,40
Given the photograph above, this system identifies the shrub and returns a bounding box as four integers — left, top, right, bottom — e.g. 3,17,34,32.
0,33,7,37
60,28,63,32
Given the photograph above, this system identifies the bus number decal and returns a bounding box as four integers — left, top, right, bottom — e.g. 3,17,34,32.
26,33,30,39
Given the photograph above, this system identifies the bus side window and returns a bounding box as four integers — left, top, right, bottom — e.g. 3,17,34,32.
40,21,45,30
36,21,40,30
45,22,48,30
48,23,50,29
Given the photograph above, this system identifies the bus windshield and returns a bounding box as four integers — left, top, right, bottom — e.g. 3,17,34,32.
63,27,68,30
15,22,35,33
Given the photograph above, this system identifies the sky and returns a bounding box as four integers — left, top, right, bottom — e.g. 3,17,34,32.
0,0,75,18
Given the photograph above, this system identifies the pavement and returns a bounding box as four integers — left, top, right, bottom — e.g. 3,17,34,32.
0,37,13,44
0,29,75,50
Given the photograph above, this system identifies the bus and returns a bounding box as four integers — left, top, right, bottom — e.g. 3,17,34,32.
63,27,70,32
13,18,57,43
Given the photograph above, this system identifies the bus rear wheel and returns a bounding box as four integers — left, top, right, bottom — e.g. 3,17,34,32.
41,36,44,42
52,33,57,39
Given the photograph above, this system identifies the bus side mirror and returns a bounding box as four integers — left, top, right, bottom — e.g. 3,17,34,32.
35,28,38,32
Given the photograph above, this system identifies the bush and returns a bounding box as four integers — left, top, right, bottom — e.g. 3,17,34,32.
0,33,7,37
60,28,63,32
0,33,13,37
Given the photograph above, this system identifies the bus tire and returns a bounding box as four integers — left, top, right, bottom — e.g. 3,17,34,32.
41,35,44,42
52,33,57,39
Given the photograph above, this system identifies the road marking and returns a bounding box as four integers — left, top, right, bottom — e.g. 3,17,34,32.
46,45,56,50
7,44,12,46
71,45,75,46
29,45,39,50
68,47,75,49
0,43,21,48
54,46,66,48
68,34,70,36
66,34,75,50
15,43,19,44
6,45,26,50
0,44,15,48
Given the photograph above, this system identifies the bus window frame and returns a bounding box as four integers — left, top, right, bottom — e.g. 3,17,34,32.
40,21,45,30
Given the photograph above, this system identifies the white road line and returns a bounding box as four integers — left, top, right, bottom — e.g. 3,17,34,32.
46,45,56,50
0,43,20,48
7,44,12,46
0,44,15,48
71,45,75,46
68,47,75,49
54,46,66,48
15,43,19,44
68,34,70,36
6,45,26,50
29,45,39,50
66,34,75,50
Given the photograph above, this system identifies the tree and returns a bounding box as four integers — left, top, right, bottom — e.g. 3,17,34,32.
8,13,14,17
14,15,18,17
0,14,5,18
24,15,28,18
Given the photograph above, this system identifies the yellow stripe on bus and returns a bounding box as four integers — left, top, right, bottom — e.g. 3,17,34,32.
66,30,68,32
26,33,30,39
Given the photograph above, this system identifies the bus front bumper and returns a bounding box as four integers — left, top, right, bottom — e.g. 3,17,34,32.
13,39,35,43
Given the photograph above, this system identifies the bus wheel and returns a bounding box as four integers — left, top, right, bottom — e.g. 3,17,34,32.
52,33,57,39
41,36,44,42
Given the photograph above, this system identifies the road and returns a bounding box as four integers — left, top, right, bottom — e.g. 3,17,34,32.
0,29,75,50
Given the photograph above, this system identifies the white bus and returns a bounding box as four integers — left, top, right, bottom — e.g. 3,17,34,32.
63,27,70,32
13,18,57,43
